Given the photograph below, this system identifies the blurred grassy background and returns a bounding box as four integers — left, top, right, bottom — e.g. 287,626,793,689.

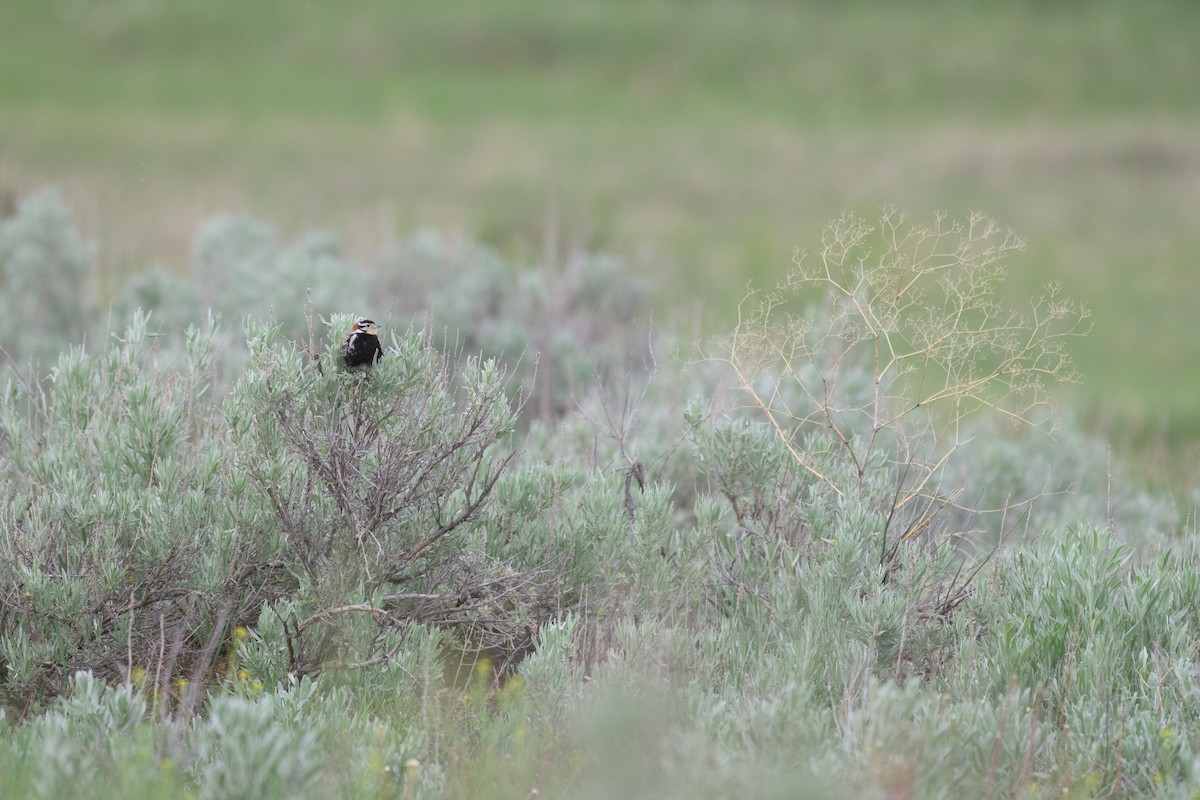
1,0,1198,480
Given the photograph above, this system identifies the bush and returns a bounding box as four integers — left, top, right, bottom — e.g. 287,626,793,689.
0,312,232,700
0,307,550,706
0,188,95,366
374,231,658,419
225,315,540,673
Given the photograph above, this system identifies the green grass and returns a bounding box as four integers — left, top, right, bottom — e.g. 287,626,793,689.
2,1,1195,124
1,0,1199,474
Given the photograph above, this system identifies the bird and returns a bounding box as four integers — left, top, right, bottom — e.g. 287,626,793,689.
340,318,383,368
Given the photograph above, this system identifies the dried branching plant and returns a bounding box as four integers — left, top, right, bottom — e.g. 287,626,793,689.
708,208,1091,553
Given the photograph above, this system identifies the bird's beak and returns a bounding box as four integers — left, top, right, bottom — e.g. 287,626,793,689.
365,323,380,335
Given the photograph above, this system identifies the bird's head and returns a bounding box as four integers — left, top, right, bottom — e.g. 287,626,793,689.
352,318,380,336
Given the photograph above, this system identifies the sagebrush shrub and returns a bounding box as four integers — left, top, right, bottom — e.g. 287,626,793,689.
0,313,235,699
0,308,556,705
0,188,94,366
225,315,541,673
377,233,657,420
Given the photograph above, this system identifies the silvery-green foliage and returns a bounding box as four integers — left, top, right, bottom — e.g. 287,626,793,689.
111,217,370,369
378,230,656,419
945,418,1180,549
518,615,581,708
0,187,94,365
320,622,445,719
692,414,811,558
109,267,201,335
0,298,549,705
189,215,280,311
236,601,299,690
194,690,320,800
967,528,1200,706
0,313,256,696
189,217,369,337
223,315,530,670
225,314,516,577
516,615,588,751
278,676,434,799
263,229,365,337
9,672,157,799
46,672,145,743
832,677,1054,797
371,229,506,319
943,529,1200,791
482,423,683,621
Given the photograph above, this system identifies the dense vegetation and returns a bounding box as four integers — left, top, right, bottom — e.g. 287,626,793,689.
0,189,1196,798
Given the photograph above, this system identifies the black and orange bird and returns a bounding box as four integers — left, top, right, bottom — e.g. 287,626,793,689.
341,318,383,368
